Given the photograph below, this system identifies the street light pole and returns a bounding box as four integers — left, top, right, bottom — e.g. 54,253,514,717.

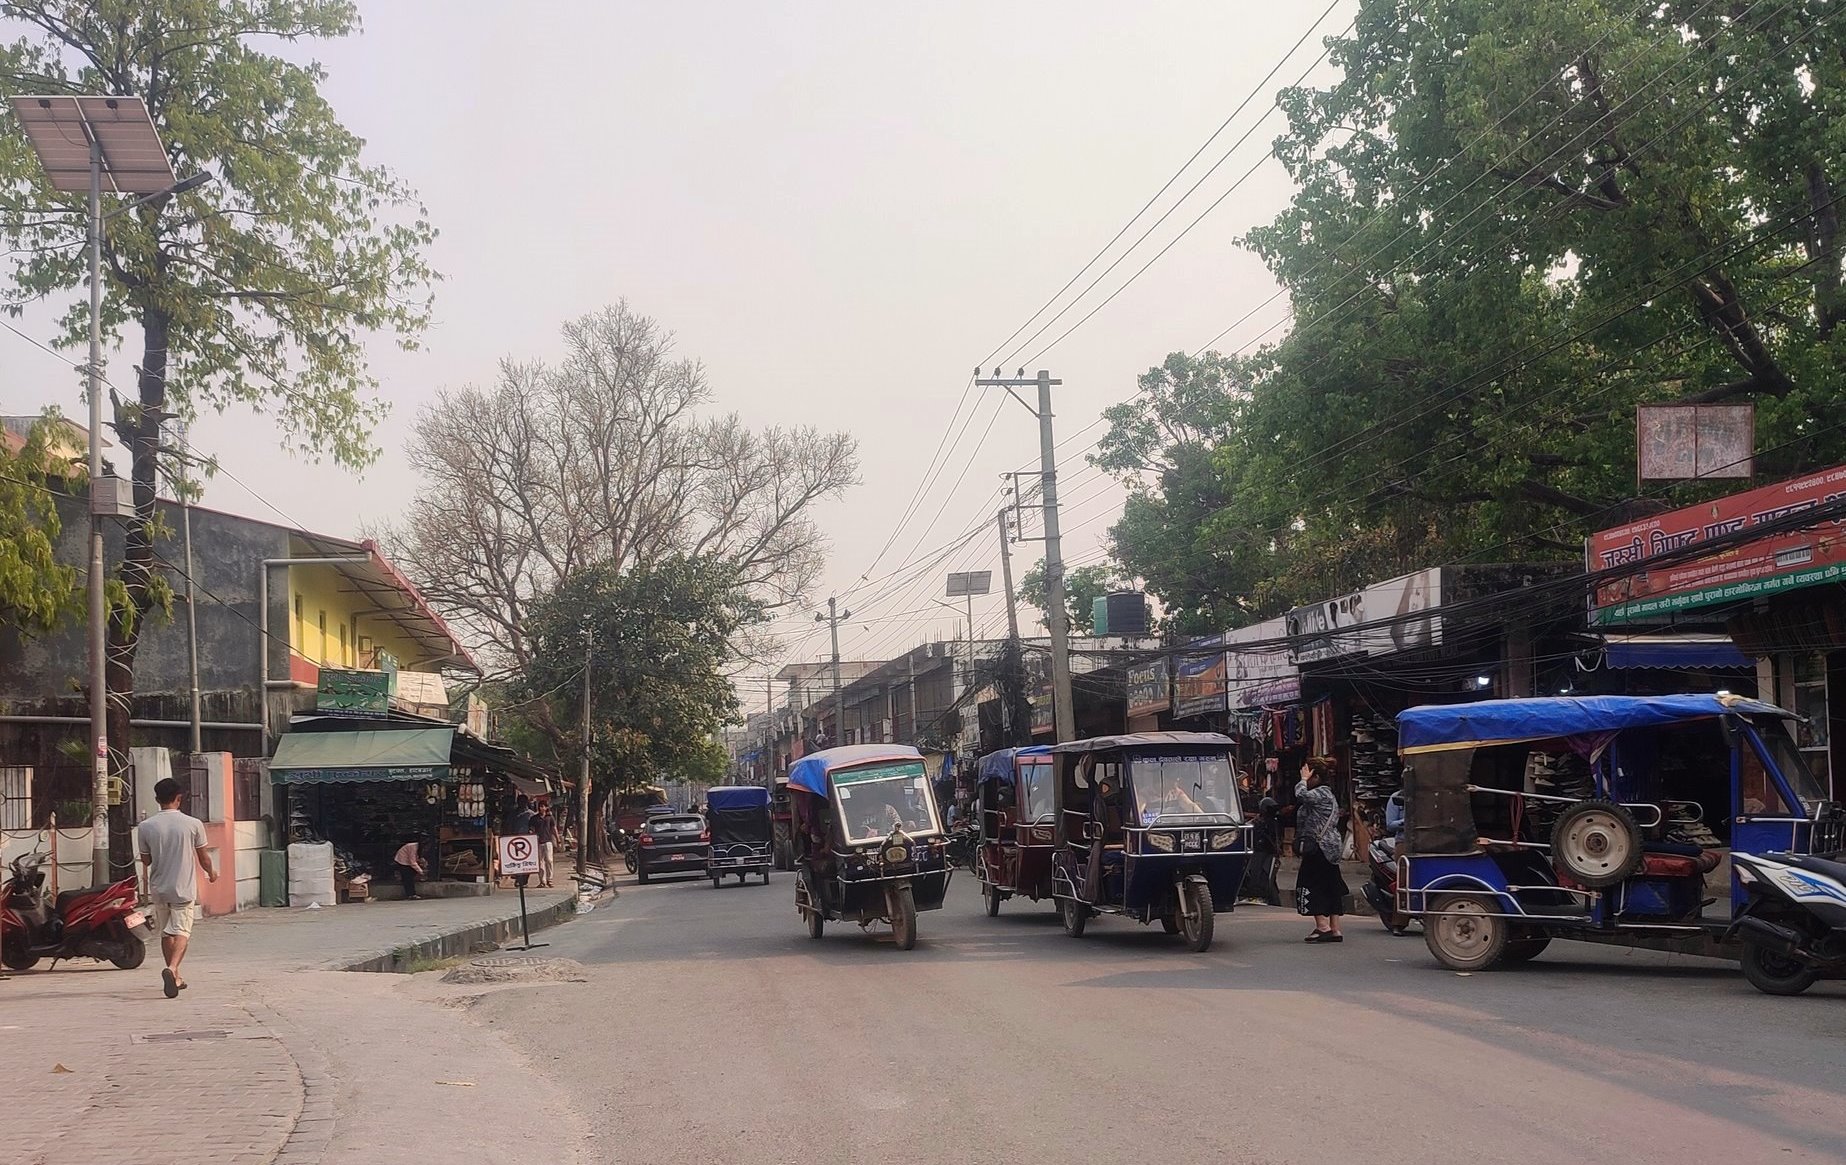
85,134,109,884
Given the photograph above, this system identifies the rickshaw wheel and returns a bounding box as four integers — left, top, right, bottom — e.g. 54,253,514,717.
1059,896,1088,937
983,883,1002,917
1550,800,1642,888
888,884,918,950
1178,880,1214,953
1503,934,1551,963
1740,941,1819,995
1424,893,1508,971
1160,915,1180,934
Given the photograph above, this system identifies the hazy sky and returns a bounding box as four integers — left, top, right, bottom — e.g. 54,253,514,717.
1,2,1345,685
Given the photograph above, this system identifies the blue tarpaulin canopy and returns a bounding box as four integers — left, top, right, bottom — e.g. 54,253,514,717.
786,745,923,796
1398,694,1790,755
706,785,770,810
1602,634,1750,670
976,745,1051,786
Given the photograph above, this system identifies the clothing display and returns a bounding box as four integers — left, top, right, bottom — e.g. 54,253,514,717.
1349,710,1403,807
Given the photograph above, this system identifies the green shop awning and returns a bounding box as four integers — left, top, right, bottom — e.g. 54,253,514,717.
270,727,454,785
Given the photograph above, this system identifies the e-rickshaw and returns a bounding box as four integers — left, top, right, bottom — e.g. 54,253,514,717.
705,785,773,887
1395,693,1845,974
1050,733,1251,952
972,745,1057,916
787,745,951,950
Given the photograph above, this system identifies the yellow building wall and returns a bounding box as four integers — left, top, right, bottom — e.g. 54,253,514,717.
286,563,439,673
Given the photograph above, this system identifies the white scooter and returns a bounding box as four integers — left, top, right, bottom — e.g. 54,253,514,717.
1728,850,1846,995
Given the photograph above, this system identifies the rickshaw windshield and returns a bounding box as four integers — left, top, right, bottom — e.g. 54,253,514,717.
1131,753,1240,825
1749,718,1830,816
1019,760,1055,823
833,761,942,845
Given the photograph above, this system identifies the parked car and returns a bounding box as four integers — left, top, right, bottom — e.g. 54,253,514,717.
635,814,710,884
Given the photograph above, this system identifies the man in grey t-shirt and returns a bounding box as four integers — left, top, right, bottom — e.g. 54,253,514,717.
137,777,216,998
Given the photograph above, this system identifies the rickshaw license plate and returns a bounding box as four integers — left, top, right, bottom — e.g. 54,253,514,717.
125,911,146,929
671,854,686,861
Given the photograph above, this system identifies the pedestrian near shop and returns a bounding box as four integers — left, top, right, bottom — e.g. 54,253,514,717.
137,777,216,998
1294,757,1349,943
1242,797,1283,907
533,801,558,888
394,837,428,899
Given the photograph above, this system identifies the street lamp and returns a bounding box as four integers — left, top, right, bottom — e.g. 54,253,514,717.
8,94,209,885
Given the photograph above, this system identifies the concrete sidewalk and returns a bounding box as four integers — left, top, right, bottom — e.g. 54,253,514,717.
9,890,586,1164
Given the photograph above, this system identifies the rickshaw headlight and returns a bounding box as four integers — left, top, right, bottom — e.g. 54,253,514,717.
1210,830,1238,851
883,844,909,864
1146,832,1176,853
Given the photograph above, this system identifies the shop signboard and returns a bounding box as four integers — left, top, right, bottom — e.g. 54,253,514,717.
1287,571,1442,664
315,668,391,717
1125,657,1170,718
1174,641,1228,719
1030,679,1054,733
1588,463,1846,624
1224,617,1298,707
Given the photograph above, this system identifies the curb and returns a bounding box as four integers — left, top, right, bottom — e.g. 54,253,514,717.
335,897,583,973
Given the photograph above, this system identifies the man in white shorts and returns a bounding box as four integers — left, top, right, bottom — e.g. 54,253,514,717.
137,777,216,998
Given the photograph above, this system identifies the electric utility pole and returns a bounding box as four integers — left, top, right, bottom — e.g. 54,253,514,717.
177,420,202,754
578,625,592,877
996,505,1021,641
815,597,850,745
977,369,1074,742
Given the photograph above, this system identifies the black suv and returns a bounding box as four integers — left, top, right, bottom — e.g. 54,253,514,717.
635,814,710,884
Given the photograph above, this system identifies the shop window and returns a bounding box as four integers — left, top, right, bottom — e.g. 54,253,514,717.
339,622,348,666
294,595,304,652
317,610,327,663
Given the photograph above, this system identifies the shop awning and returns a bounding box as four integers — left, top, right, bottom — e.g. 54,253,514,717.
1603,634,1750,670
270,727,454,784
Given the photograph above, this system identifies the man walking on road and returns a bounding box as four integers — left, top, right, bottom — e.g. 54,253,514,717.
137,777,216,998
533,801,558,888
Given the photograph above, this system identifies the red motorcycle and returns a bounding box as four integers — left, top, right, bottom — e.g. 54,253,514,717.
1,851,148,971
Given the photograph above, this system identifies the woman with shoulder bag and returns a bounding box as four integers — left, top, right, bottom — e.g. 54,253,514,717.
1294,756,1349,943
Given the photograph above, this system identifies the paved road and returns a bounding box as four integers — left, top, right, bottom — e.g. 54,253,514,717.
470,870,1846,1165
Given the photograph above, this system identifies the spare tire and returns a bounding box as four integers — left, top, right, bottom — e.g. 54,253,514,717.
1551,799,1642,888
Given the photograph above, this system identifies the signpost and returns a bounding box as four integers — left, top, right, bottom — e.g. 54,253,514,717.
495,834,546,951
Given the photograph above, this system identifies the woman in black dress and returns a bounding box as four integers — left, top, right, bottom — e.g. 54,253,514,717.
1295,756,1349,942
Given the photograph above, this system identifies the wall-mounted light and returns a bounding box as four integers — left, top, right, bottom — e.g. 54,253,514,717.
1474,675,1493,689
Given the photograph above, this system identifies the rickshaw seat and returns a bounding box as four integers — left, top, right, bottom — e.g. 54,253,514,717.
1638,853,1700,878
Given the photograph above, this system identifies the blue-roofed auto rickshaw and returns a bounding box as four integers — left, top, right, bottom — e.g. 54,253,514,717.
704,785,773,887
787,745,951,950
1050,733,1251,952
1395,694,1844,975
972,746,1057,917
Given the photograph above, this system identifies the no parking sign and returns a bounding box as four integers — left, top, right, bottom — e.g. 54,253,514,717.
498,833,541,876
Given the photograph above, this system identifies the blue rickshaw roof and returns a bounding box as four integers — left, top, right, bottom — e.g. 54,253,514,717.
975,745,1052,785
1397,693,1791,755
705,785,770,810
786,744,924,796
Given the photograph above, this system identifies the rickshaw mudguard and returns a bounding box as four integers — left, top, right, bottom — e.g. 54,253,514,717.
1401,853,1522,917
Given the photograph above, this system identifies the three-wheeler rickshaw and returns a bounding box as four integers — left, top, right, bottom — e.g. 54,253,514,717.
1049,733,1251,952
972,745,1057,916
787,744,951,950
704,785,773,887
1394,693,1845,977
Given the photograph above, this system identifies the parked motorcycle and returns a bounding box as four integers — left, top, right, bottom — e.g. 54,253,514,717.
1,851,148,971
609,828,639,874
943,821,978,871
1728,851,1846,995
1360,835,1415,935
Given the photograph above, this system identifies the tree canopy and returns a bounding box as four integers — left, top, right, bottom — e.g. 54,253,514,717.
388,301,858,683
0,1,436,780
1098,0,1846,624
0,413,80,633
1016,558,1124,636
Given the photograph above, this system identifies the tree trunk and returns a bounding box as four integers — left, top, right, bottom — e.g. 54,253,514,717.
104,306,171,868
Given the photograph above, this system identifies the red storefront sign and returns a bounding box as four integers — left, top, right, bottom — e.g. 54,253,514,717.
1589,464,1846,624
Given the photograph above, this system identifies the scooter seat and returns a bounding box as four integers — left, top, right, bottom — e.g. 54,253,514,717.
1776,853,1846,883
55,887,95,910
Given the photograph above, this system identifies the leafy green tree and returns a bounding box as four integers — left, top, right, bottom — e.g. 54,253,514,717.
1105,1,1846,619
1016,559,1124,636
517,556,760,865
0,2,436,777
0,413,81,632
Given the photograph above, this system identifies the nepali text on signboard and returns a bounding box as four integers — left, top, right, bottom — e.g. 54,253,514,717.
315,668,391,717
1588,463,1846,624
1125,657,1170,718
